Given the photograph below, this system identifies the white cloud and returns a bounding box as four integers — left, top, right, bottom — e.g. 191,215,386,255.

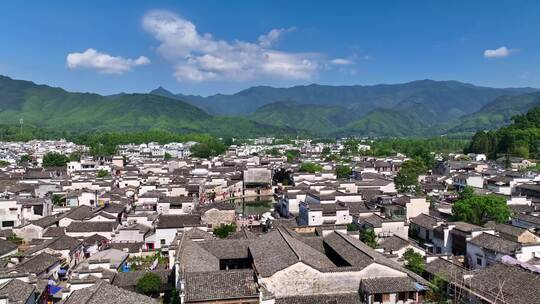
142,10,319,82
66,48,150,74
258,27,295,48
331,58,354,65
483,46,511,59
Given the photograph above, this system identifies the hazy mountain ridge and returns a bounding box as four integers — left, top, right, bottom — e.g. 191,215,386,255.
0,74,538,138
446,91,540,133
151,80,538,136
0,75,292,137
151,80,537,117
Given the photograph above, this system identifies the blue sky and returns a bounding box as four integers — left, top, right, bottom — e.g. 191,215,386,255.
0,0,539,95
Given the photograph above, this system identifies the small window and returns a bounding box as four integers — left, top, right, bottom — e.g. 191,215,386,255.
398,292,407,301
160,239,166,245
374,294,382,302
382,293,390,302
476,257,482,266
2,221,14,227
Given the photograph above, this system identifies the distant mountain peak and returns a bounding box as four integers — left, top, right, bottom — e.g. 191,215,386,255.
150,86,174,96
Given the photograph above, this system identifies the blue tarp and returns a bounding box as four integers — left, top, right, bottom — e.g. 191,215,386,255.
415,283,428,291
48,284,62,295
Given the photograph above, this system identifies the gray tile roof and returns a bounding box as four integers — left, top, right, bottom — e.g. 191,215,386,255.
378,235,411,252
515,213,540,226
25,235,81,256
360,276,418,293
184,270,258,302
182,228,214,241
101,202,126,214
468,233,521,255
83,233,109,246
494,224,528,238
0,239,17,257
64,280,157,304
198,239,251,260
112,269,172,292
65,205,95,220
105,242,143,253
30,214,60,228
0,279,36,304
42,226,66,238
324,232,428,285
323,232,374,268
67,221,118,233
425,257,465,279
156,214,201,229
13,252,61,275
464,263,540,304
176,238,220,272
410,213,440,229
249,229,335,277
274,293,360,304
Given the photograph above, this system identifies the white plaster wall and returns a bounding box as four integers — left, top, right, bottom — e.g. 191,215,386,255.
259,262,407,299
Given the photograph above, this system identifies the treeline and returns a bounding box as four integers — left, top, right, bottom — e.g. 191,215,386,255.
0,124,68,141
465,107,540,159
0,125,227,158
71,131,227,156
0,123,468,161
369,137,469,157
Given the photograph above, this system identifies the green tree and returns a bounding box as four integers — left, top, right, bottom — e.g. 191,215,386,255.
459,186,475,200
343,139,360,155
97,169,109,178
68,152,82,162
324,154,339,162
136,272,162,296
6,234,23,245
321,147,331,155
360,229,377,248
285,149,300,163
266,147,282,156
169,288,181,304
222,137,234,146
335,165,352,178
299,162,323,173
0,160,9,167
19,154,31,164
42,152,70,167
164,152,172,161
452,194,511,226
394,159,427,193
346,223,358,231
52,194,65,206
190,139,226,158
426,275,448,303
403,248,425,275
213,223,236,239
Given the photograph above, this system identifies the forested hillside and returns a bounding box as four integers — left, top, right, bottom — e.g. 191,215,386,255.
465,107,540,159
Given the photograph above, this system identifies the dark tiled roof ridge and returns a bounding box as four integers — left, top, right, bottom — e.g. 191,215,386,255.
277,228,301,262
334,231,429,285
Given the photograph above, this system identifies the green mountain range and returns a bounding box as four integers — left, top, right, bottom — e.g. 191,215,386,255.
446,91,540,133
152,80,537,136
0,76,290,137
250,102,357,135
1,74,538,138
